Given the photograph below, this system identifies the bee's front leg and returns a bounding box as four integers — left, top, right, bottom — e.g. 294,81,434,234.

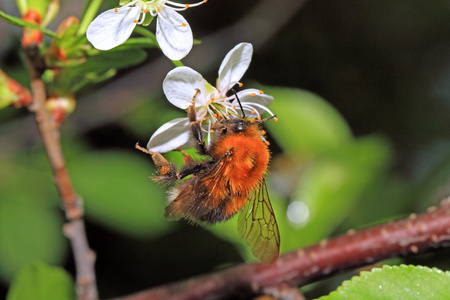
188,90,207,155
135,143,177,184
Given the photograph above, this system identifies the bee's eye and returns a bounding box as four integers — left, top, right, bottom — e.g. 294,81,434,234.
237,121,245,131
220,127,227,134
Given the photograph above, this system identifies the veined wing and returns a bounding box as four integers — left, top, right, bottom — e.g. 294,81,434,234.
237,178,280,264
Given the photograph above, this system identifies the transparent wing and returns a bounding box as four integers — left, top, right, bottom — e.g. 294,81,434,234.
237,178,280,264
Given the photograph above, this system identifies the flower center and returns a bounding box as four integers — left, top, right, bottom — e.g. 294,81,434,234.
122,0,207,25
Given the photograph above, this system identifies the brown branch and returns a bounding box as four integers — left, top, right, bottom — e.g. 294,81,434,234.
113,197,450,300
25,47,98,300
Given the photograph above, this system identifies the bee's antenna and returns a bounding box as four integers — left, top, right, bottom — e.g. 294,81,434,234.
231,89,245,118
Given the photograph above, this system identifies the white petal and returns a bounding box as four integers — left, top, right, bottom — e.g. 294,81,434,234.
147,118,194,153
86,6,140,50
217,43,253,93
236,89,274,114
163,66,207,109
156,8,193,60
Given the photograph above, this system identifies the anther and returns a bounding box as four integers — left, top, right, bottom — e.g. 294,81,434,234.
213,114,218,118
259,90,264,94
210,129,214,133
211,97,215,101
257,116,262,120
274,117,278,122
157,8,161,12
182,23,187,27
251,92,256,96
261,130,266,135
238,82,243,87
202,117,206,121
232,106,236,110
251,110,256,114
225,112,229,117
133,20,138,23
218,113,222,117
185,4,189,8
114,8,118,12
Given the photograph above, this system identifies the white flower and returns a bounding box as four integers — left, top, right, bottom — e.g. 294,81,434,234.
86,0,206,60
147,42,276,153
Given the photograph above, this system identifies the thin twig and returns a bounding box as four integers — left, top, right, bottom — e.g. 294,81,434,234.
25,48,98,300
112,197,450,300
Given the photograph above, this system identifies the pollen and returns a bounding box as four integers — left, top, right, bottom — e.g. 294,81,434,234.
213,114,218,118
143,9,147,13
157,8,161,12
274,117,278,122
251,92,256,96
251,110,256,114
182,23,187,27
257,116,261,120
114,7,118,12
232,106,236,110
261,130,266,135
218,113,222,117
265,141,270,146
238,82,243,87
211,97,215,101
225,112,229,116
259,90,264,94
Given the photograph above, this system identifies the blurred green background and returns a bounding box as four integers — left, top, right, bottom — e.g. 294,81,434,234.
1,0,450,298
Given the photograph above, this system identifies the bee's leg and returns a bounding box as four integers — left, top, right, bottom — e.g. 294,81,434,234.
176,148,209,180
135,143,177,184
187,93,207,155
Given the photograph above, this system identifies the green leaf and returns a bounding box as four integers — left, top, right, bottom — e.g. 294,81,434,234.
0,158,66,282
281,136,391,248
318,265,450,300
7,261,75,300
263,87,352,155
68,151,173,238
0,10,58,39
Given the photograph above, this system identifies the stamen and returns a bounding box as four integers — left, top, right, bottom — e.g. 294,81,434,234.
182,23,187,27
251,92,256,96
251,110,256,114
259,90,264,94
274,117,278,122
213,113,218,118
238,82,243,87
157,8,161,12
143,9,148,13
261,130,266,135
257,116,262,120
114,7,118,12
211,97,215,101
210,129,214,133
185,4,189,8
133,19,138,23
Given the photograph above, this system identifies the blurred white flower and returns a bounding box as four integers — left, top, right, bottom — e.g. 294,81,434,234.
86,0,207,60
148,42,276,153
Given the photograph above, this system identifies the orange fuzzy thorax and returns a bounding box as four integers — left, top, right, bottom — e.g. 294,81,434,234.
209,124,270,217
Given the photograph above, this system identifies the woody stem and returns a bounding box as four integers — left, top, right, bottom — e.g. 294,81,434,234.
24,45,98,300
